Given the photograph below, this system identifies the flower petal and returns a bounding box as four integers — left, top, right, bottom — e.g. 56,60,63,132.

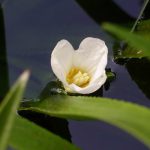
51,37,108,94
51,40,74,82
67,71,107,94
73,37,108,77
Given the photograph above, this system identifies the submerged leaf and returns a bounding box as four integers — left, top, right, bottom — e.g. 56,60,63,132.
126,58,150,99
20,95,150,149
136,20,150,36
121,46,145,58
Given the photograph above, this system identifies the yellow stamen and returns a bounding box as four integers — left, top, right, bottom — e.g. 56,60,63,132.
66,67,90,87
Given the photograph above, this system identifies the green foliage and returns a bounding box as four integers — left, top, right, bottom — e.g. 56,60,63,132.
120,46,145,59
130,0,149,33
103,22,150,59
136,20,150,36
120,20,150,59
106,69,116,82
102,20,150,99
0,71,29,150
0,2,150,150
0,72,78,150
20,95,150,149
9,116,79,150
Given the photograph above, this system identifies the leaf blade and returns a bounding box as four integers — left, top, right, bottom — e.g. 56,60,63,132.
9,116,79,150
103,23,150,57
20,95,150,148
0,71,29,150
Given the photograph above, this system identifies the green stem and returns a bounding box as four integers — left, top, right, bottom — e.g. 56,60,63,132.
131,0,149,32
0,4,9,101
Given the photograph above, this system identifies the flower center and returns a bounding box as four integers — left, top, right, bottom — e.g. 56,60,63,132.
66,67,90,87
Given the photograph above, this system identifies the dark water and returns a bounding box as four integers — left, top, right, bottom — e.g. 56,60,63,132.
1,0,150,149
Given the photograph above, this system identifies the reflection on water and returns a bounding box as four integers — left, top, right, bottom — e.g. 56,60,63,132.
1,0,149,150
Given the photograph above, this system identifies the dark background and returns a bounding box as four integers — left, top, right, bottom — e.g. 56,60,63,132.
0,0,150,150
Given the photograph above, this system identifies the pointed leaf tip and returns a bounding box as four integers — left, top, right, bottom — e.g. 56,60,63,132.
19,70,30,82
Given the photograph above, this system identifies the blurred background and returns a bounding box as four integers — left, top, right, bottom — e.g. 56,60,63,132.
0,0,150,150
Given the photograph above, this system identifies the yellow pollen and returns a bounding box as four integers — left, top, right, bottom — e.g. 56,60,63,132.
66,67,90,87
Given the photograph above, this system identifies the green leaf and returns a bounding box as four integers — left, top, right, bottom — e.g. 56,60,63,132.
118,46,145,59
130,0,149,33
106,69,116,82
9,116,79,150
118,20,150,59
0,71,29,150
103,23,150,58
20,95,150,149
136,20,150,36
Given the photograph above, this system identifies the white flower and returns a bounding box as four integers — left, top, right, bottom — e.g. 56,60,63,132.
51,37,108,94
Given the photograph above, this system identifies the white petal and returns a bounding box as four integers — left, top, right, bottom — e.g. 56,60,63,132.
67,71,107,94
73,37,108,77
51,37,108,94
51,40,74,82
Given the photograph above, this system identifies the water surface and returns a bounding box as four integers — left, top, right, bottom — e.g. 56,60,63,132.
2,0,149,149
